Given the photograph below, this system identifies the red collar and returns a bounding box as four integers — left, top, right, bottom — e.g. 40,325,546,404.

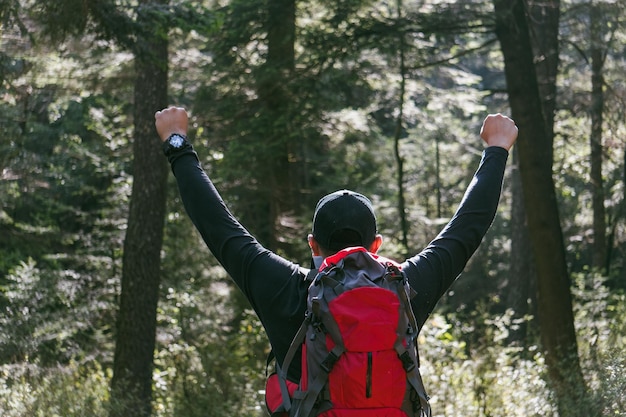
320,246,401,270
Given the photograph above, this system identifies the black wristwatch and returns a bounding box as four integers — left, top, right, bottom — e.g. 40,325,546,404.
162,133,189,157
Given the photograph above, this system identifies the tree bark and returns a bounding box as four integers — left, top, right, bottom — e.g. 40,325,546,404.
492,1,591,414
110,1,169,416
394,0,409,255
506,147,537,346
257,0,297,253
507,0,558,347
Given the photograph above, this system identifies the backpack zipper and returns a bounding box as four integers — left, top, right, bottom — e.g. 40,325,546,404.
366,351,373,398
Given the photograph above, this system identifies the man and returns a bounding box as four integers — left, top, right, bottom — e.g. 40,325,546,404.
155,106,518,386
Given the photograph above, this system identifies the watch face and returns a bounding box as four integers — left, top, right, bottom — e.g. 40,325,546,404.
170,135,184,148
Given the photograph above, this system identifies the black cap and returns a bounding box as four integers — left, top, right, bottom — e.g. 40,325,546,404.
312,190,377,252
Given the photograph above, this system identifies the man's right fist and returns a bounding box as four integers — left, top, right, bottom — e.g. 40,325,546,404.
479,113,518,151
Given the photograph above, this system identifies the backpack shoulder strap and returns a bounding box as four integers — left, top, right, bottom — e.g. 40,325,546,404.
276,310,311,411
274,265,313,412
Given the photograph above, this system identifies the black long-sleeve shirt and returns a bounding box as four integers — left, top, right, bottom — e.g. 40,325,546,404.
168,145,509,381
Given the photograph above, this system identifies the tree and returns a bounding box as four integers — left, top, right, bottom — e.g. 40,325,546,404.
492,0,594,415
589,1,608,272
24,0,179,414
568,0,622,274
258,0,298,254
393,0,410,255
507,0,560,347
110,1,169,415
506,147,538,345
560,0,626,277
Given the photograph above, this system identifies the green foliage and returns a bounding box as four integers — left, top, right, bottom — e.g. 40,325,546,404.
2,0,626,416
419,313,555,417
154,250,268,417
0,361,111,417
419,301,626,417
0,0,130,379
571,271,626,415
0,253,118,365
0,73,129,365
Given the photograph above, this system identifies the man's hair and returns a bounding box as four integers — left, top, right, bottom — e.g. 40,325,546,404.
312,190,377,253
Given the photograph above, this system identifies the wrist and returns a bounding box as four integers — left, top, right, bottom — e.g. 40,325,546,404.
160,130,187,142
162,133,191,157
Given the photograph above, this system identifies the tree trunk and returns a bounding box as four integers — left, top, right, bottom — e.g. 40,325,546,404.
506,147,537,346
506,0,558,348
258,0,297,253
590,2,607,273
492,1,592,415
394,0,409,255
110,1,169,416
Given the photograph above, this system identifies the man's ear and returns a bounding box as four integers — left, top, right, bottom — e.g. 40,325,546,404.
369,234,383,254
308,234,322,256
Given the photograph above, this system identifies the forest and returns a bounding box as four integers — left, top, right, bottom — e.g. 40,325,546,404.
1,0,625,416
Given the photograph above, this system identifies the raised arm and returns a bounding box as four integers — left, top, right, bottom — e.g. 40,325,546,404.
403,114,518,328
155,107,301,301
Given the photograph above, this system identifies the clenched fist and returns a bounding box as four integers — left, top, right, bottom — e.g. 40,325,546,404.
155,106,189,142
480,113,518,151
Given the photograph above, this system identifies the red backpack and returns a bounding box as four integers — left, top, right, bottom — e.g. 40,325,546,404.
265,247,431,417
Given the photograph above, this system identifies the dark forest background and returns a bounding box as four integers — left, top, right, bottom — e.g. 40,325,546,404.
1,0,625,416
